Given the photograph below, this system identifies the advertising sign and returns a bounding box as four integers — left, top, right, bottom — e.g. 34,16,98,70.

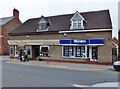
59,39,104,45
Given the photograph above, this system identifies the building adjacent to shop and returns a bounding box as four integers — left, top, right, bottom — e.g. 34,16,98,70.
8,10,113,63
112,37,118,56
118,30,120,60
0,9,21,55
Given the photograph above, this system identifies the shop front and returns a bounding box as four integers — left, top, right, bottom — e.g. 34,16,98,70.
8,40,59,59
60,39,103,61
8,39,104,62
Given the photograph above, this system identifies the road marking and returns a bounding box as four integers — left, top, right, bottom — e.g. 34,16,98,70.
49,65,67,68
5,61,108,71
5,61,11,63
73,84,90,87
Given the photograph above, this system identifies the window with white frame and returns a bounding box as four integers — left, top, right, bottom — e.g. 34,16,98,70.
63,46,85,58
10,47,14,54
72,20,83,29
70,11,85,29
27,48,31,55
37,17,50,32
39,23,48,31
40,46,49,56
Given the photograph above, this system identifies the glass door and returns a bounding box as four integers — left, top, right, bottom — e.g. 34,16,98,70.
92,47,98,60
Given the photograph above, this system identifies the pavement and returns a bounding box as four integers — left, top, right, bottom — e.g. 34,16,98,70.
1,56,114,71
73,82,120,89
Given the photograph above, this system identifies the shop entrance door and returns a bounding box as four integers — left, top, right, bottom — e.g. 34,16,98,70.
92,47,98,61
32,45,40,58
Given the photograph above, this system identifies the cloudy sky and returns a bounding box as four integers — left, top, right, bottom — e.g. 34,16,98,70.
0,0,119,38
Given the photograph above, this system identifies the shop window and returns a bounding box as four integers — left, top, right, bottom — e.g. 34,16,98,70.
76,46,85,57
63,46,85,58
40,46,49,56
10,48,13,54
63,46,74,57
27,48,31,55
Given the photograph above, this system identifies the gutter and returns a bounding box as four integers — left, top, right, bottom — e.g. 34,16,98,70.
59,29,112,33
8,29,112,36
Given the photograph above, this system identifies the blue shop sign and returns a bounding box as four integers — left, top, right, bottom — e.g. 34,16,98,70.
90,39,104,44
71,39,89,45
59,40,71,44
59,39,104,45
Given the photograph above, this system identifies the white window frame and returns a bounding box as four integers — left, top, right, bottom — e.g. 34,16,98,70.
70,11,85,29
38,23,48,31
71,20,84,29
36,18,50,32
26,47,31,56
40,46,50,56
62,46,87,58
10,47,14,55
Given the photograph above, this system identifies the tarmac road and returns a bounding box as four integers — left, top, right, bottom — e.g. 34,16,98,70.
1,56,119,87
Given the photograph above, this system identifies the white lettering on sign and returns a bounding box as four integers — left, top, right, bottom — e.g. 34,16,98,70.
74,40,86,43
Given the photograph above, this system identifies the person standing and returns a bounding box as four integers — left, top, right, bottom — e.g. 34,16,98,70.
19,50,23,61
23,53,28,62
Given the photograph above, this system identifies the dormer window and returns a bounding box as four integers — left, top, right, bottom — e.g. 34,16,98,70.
37,16,50,32
70,11,85,29
39,23,48,31
73,20,82,28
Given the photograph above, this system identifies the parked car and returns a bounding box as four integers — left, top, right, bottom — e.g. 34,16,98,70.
91,82,119,87
113,61,120,71
73,82,119,88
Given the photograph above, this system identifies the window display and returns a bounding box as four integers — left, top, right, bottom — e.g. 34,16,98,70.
27,48,31,55
63,46,85,58
10,48,13,54
40,46,49,56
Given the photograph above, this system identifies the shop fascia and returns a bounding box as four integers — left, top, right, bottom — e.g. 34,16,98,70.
8,39,104,46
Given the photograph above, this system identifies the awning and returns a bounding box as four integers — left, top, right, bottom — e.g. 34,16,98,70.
8,40,59,46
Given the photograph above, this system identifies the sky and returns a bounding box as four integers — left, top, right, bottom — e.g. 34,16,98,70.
0,0,119,39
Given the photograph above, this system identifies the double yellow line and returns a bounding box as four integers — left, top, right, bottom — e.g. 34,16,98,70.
5,61,107,71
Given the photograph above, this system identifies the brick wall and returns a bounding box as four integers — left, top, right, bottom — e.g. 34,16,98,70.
1,18,21,55
9,31,112,63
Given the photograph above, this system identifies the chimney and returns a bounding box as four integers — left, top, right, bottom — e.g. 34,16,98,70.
13,8,19,19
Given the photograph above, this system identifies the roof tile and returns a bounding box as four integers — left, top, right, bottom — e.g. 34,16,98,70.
9,10,112,35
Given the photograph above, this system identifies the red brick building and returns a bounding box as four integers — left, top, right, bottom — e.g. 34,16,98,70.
0,9,21,55
118,30,120,60
112,37,118,62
